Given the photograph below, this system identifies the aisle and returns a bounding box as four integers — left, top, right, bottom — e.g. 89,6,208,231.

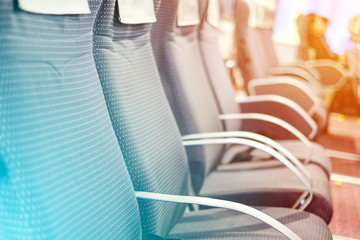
317,113,360,239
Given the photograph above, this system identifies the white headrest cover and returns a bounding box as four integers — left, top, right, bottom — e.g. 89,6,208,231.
177,0,200,27
118,0,156,24
207,0,220,28
18,0,90,15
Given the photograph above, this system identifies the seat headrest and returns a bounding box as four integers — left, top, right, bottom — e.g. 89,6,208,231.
18,0,90,15
207,0,220,28
177,0,200,26
118,0,156,24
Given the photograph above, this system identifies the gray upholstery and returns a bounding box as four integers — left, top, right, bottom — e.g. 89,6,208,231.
151,0,332,222
197,4,331,175
196,0,332,171
234,0,266,85
198,4,242,132
235,0,318,90
0,0,141,239
251,140,331,176
234,0,328,130
0,0,333,239
151,0,225,193
93,0,191,237
200,160,332,223
169,207,332,240
92,0,333,239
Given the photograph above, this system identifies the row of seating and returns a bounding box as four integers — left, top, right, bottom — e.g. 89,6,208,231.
153,0,332,220
0,0,333,239
233,0,348,133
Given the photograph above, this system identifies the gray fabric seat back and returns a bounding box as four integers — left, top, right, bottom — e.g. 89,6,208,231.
0,0,142,239
198,0,242,132
93,0,191,237
252,1,277,72
259,0,279,68
151,0,226,194
235,0,268,86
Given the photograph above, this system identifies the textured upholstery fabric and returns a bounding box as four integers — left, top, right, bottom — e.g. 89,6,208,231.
151,0,225,194
198,8,242,132
234,0,328,130
200,160,332,223
0,1,333,239
169,207,332,239
151,0,332,222
0,0,141,239
251,140,331,176
198,0,331,176
93,0,191,237
262,28,279,68
90,1,332,239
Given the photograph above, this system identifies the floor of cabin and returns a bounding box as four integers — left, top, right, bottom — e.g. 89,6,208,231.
317,113,360,240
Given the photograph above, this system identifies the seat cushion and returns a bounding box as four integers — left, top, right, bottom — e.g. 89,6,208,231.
199,160,332,223
249,140,331,176
168,207,332,239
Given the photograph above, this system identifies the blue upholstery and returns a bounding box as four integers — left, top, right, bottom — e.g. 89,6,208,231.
93,0,191,237
0,0,141,239
0,0,334,239
92,0,333,238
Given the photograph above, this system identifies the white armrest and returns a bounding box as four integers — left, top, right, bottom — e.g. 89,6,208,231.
219,113,314,163
182,131,311,181
182,137,313,210
136,191,301,240
292,60,321,80
269,66,322,92
236,95,318,139
248,77,320,116
219,113,312,146
306,59,345,74
306,59,347,88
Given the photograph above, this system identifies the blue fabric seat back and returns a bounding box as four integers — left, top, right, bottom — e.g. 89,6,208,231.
151,0,225,194
93,0,191,237
0,0,141,239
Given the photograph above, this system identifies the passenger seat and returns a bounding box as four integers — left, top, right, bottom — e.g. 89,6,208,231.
0,0,333,239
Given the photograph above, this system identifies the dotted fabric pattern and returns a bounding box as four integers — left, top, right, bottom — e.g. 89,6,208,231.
93,0,191,238
169,207,332,239
234,0,328,130
151,0,225,194
150,0,333,224
91,0,333,239
198,0,242,132
200,160,333,223
0,0,141,239
197,0,332,176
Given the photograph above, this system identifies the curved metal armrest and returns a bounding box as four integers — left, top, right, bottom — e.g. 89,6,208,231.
292,60,321,80
182,137,313,210
306,59,348,88
182,131,312,181
248,77,320,116
269,66,323,94
306,59,345,74
219,113,315,163
136,191,301,240
236,95,318,139
306,59,349,90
